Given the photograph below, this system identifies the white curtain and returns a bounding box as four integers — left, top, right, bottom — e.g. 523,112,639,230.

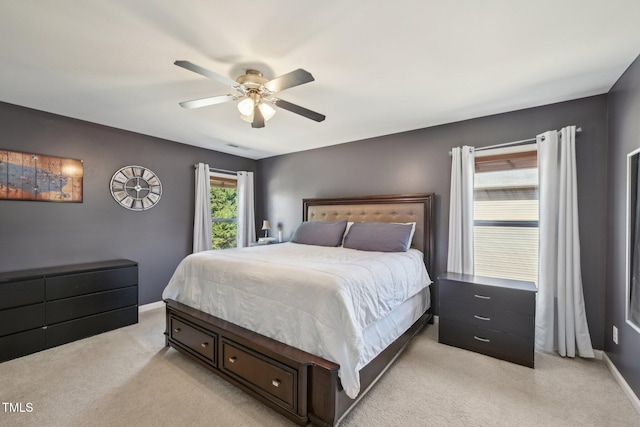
535,126,594,358
237,171,256,248
193,163,212,253
447,146,475,274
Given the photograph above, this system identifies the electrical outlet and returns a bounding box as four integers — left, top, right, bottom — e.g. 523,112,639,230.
613,325,619,344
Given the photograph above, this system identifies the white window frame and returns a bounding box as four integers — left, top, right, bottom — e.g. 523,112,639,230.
473,145,539,285
209,171,238,249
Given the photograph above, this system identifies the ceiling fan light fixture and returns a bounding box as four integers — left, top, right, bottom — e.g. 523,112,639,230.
259,102,276,121
238,98,275,123
239,112,253,123
237,97,254,116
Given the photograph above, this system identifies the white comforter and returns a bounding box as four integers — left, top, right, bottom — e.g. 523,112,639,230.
162,242,432,398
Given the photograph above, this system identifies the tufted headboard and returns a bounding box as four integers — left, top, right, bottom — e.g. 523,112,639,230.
303,194,435,273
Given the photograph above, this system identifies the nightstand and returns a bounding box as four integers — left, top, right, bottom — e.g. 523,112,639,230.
249,240,283,247
438,272,537,368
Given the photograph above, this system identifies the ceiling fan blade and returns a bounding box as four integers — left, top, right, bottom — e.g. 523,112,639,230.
263,69,314,93
174,60,244,92
251,104,265,128
266,98,326,122
179,94,238,109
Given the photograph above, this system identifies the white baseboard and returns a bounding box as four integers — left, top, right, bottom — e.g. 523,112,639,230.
139,301,164,313
603,352,640,415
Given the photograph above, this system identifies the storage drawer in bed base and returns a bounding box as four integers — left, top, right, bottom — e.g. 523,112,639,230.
164,299,432,427
165,300,327,426
169,316,216,364
221,338,297,411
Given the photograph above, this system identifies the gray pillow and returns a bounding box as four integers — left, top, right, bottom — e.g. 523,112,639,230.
290,220,348,247
343,222,413,252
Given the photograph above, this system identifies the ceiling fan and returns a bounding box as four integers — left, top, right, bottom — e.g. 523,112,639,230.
174,60,326,128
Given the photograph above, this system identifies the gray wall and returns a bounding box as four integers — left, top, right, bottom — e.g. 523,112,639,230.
0,88,617,360
0,102,256,304
606,54,640,396
258,95,609,349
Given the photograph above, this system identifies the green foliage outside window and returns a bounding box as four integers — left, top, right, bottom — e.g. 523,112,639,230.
210,187,238,250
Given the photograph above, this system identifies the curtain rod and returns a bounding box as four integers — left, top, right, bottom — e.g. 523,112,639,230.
448,126,582,156
193,164,237,174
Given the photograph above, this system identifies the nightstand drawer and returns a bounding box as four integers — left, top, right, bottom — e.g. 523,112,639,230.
439,319,534,367
170,317,216,363
439,277,535,316
221,339,296,410
439,300,535,338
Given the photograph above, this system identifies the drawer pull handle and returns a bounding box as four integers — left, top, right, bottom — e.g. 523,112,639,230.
228,356,237,364
473,315,491,321
174,328,181,333
474,335,491,343
474,294,491,300
272,379,281,388
201,342,208,348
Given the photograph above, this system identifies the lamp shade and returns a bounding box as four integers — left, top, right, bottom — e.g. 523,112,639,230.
238,99,276,123
259,102,276,120
261,220,271,231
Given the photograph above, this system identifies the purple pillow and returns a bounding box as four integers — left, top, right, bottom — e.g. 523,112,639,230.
291,220,348,247
343,222,413,252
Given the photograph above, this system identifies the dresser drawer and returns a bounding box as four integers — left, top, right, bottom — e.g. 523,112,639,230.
221,339,296,410
439,278,535,316
46,266,138,300
170,317,216,363
0,278,44,310
0,303,45,337
440,300,535,338
46,286,138,325
439,319,534,367
46,305,138,348
0,328,46,362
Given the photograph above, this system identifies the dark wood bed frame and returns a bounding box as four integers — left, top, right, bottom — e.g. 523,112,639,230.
164,193,435,426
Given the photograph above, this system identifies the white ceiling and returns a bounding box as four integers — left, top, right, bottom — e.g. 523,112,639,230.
0,1,639,160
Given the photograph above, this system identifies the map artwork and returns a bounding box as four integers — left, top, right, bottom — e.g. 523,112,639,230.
0,150,83,202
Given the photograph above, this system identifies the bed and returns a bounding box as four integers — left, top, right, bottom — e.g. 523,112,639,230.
163,193,435,426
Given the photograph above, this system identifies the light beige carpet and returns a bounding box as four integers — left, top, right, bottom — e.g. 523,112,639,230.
1,308,638,427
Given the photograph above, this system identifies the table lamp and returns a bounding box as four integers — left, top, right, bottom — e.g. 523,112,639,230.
261,220,271,238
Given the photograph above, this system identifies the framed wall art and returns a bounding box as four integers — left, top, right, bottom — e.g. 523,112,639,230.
0,150,83,202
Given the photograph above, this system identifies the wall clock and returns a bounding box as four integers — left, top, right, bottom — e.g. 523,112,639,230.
110,165,162,211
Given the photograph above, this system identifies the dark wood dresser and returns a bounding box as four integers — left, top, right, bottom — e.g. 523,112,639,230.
438,272,537,368
0,259,138,362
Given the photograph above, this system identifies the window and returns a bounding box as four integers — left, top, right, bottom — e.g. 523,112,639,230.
473,147,539,285
209,173,238,250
